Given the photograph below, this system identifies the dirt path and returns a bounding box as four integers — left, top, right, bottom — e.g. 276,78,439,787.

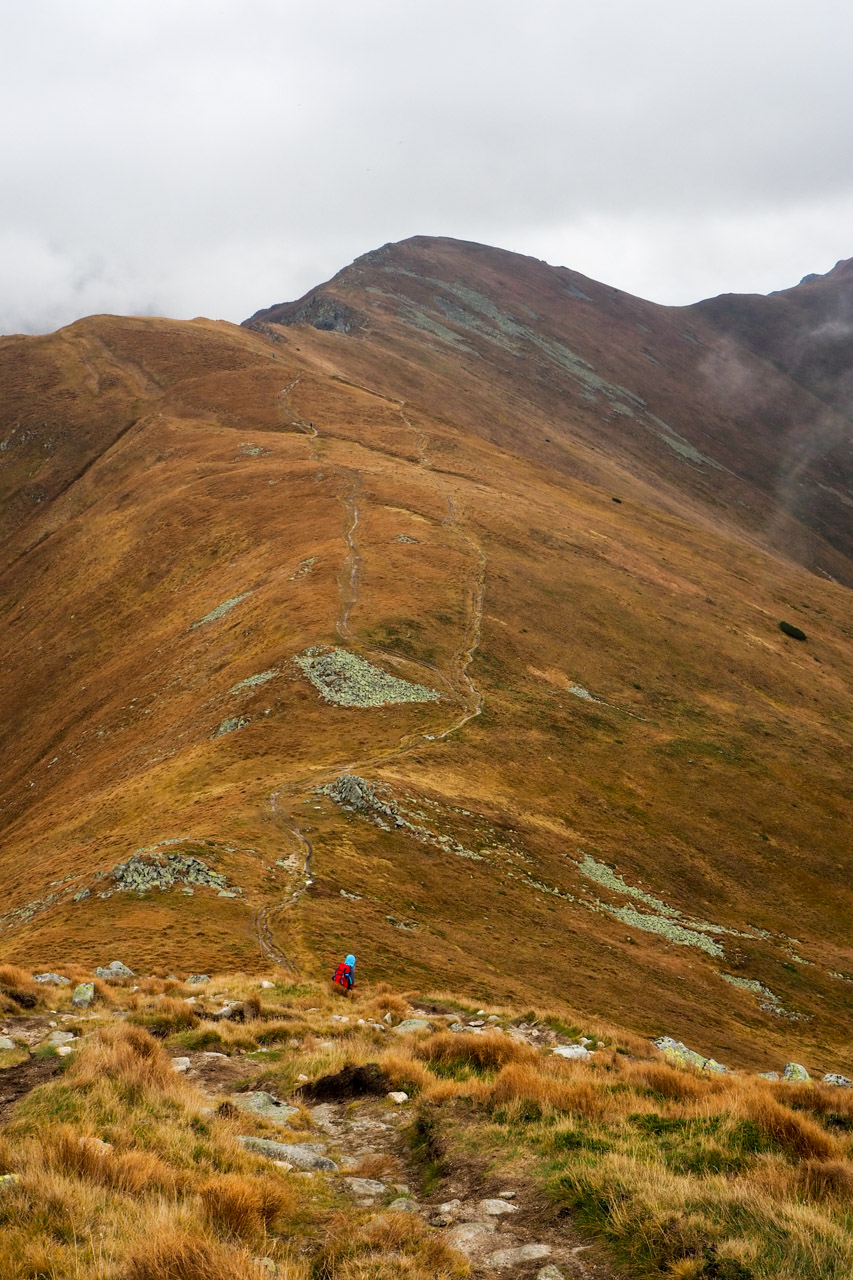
259,383,488,971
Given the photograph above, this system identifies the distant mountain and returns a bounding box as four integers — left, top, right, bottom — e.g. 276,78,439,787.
1,238,851,1071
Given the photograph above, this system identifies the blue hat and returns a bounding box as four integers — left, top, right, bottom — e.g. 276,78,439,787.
345,954,356,967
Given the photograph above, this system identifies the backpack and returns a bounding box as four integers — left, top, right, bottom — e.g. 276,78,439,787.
333,962,353,990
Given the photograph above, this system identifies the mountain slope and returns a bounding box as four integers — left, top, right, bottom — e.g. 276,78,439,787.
0,241,851,1075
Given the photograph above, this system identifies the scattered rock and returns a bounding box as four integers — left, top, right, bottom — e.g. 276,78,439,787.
232,1092,299,1123
0,1174,21,1189
94,960,134,980
393,1019,431,1035
823,1073,852,1088
445,1221,498,1256
171,1057,192,1073
478,1198,519,1216
553,1044,591,1061
488,1243,552,1267
295,646,440,708
186,974,210,984
344,1177,387,1197
259,980,274,989
653,1036,727,1073
33,973,70,985
46,1031,75,1046
758,1072,780,1080
783,1062,811,1082
0,1036,16,1051
239,1137,337,1171
435,1199,463,1225
72,888,90,902
388,1196,420,1212
538,1266,566,1280
71,982,95,1009
56,1045,74,1057
387,1091,409,1104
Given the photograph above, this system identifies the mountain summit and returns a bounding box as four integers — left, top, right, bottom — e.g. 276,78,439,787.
1,237,851,1072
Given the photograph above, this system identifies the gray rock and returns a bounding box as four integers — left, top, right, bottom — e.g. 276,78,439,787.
654,1036,727,1073
488,1244,552,1267
758,1071,780,1080
445,1221,498,1257
0,1035,16,1050
72,888,90,902
538,1267,566,1280
478,1198,519,1216
171,1057,191,1072
33,973,70,984
186,974,210,984
239,1137,337,1171
783,1062,811,1082
232,1092,299,1123
47,1031,75,1046
553,1044,591,1061
823,1073,852,1088
393,1018,431,1035
388,1197,420,1212
344,1177,387,1197
94,960,134,980
71,982,95,1008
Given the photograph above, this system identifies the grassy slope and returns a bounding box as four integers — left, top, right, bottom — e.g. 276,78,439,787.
0,311,850,1075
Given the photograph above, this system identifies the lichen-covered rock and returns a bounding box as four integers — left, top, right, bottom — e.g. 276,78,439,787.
108,852,230,896
232,1092,299,1123
186,974,210,984
71,982,95,1008
653,1036,727,1073
94,960,133,980
783,1061,811,1082
295,645,440,708
33,973,70,984
823,1073,852,1088
393,1019,431,1035
239,1136,337,1171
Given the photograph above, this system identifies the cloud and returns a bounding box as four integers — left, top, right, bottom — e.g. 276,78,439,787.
2,0,853,332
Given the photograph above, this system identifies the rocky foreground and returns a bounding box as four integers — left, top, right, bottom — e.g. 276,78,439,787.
1,961,852,1279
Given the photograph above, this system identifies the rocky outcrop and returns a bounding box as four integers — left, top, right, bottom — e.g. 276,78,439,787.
653,1036,728,1073
107,852,233,896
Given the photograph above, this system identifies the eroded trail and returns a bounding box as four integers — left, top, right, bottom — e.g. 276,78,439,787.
260,386,488,968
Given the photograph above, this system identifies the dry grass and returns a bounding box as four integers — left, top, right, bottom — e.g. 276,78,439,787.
199,1172,295,1240
0,963,40,1008
414,1029,537,1073
314,1210,468,1280
125,1228,271,1280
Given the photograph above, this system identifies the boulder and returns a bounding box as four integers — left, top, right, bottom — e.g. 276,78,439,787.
186,974,210,984
393,1018,431,1035
171,1057,191,1072
654,1036,727,1073
783,1062,811,1082
47,1031,75,1046
553,1044,591,1061
239,1136,337,1171
0,1035,16,1051
388,1197,419,1212
71,982,95,1009
33,973,70,985
538,1267,566,1280
823,1073,852,1088
387,1091,409,1104
94,960,133,980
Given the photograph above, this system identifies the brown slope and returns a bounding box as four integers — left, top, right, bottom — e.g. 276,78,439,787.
247,235,853,582
0,247,851,1075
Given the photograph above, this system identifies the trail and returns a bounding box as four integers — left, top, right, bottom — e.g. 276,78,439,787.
258,388,487,969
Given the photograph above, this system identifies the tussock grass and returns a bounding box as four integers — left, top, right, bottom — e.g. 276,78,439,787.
314,1210,468,1280
125,1227,275,1280
414,1029,537,1074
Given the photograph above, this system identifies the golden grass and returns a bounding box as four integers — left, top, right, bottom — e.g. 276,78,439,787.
125,1228,271,1280
199,1171,295,1240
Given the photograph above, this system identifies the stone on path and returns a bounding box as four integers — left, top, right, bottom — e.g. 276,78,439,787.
71,982,95,1009
387,1090,409,1104
393,1018,431,1035
239,1136,338,1171
478,1198,519,1216
172,1057,191,1073
0,1036,16,1051
388,1196,419,1212
488,1243,552,1267
445,1221,498,1257
344,1177,387,1197
783,1062,811,1082
47,1030,75,1046
538,1267,566,1280
824,1073,852,1087
232,1091,299,1122
94,960,133,980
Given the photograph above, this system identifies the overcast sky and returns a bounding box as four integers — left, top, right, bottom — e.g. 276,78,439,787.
3,0,853,334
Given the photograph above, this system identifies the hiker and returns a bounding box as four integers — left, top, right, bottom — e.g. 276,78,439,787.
333,953,356,994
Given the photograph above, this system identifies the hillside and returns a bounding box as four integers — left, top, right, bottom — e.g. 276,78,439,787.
0,238,851,1082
